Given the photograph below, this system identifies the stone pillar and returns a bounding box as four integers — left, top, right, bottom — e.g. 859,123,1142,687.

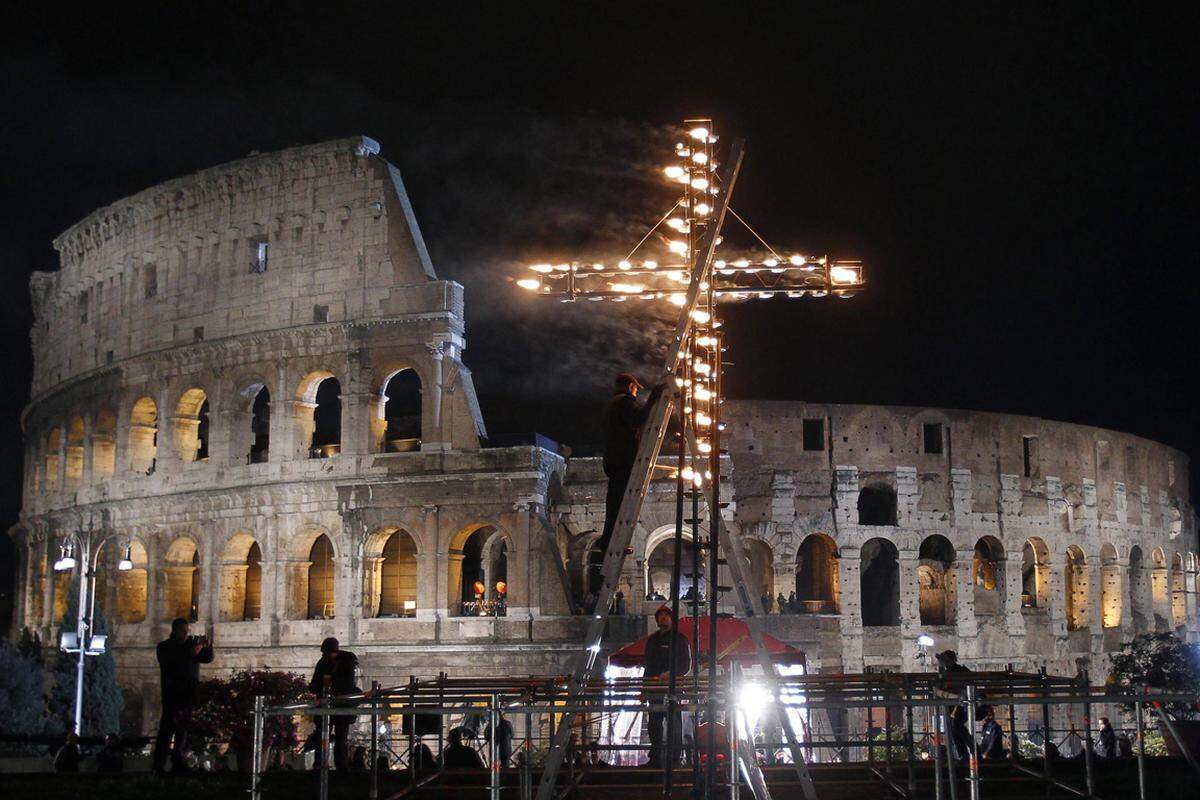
1003,549,1027,638
950,469,973,524
423,339,449,452
339,390,375,458
41,536,57,634
895,467,918,526
81,417,95,485
1047,556,1068,640
338,534,361,643
838,545,863,671
1152,565,1170,630
999,474,1021,517
361,557,384,619
144,538,162,630
219,564,250,622
954,548,979,654
55,431,67,491
289,400,318,460
1113,482,1128,524
897,549,921,638
506,504,532,618
420,505,441,621
1087,553,1103,652
279,560,312,620
833,467,858,528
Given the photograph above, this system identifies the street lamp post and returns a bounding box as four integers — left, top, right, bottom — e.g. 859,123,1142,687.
53,513,131,735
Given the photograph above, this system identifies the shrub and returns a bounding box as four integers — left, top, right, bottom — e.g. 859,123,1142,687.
1108,633,1200,721
0,637,48,754
187,670,312,756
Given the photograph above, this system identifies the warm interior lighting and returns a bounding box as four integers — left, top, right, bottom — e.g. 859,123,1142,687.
689,127,710,141
829,264,862,285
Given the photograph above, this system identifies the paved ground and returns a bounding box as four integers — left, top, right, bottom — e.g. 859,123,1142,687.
0,758,1191,799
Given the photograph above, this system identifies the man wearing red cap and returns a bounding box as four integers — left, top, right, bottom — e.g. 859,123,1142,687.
643,605,691,767
590,372,664,594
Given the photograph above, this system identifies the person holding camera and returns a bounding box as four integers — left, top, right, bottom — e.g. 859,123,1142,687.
153,617,214,775
309,637,360,772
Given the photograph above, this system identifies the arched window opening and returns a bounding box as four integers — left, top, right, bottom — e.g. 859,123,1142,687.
249,386,270,463
860,538,900,626
92,409,117,479
794,534,840,613
1100,544,1121,629
173,389,208,463
307,535,336,619
972,537,1004,616
382,369,422,452
45,428,62,490
645,535,706,603
164,538,199,622
65,417,86,486
244,542,262,620
454,527,508,617
1171,553,1186,629
129,397,158,474
858,484,897,526
311,378,342,458
1021,538,1050,609
116,541,148,623
1064,546,1088,631
918,535,956,626
378,531,418,617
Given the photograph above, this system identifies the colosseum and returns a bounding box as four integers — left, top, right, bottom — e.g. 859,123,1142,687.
8,136,1198,734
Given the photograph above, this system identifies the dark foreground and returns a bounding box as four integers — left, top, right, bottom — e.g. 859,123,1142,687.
1,758,1191,799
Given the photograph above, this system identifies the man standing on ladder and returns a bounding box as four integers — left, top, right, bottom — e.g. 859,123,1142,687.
590,372,663,597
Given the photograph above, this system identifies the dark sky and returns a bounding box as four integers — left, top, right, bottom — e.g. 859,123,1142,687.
2,3,1198,629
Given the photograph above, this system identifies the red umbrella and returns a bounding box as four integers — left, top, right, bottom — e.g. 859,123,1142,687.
608,616,805,669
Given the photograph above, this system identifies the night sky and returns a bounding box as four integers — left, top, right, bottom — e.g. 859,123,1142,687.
2,4,1197,631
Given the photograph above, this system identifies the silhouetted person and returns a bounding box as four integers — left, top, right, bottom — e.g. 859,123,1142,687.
350,746,368,771
761,589,772,613
486,713,514,767
936,650,974,761
787,591,797,613
153,617,214,774
1097,717,1117,759
979,706,1006,759
643,605,691,767
410,741,435,771
54,732,81,772
97,733,125,773
593,373,663,593
441,727,485,769
308,637,360,771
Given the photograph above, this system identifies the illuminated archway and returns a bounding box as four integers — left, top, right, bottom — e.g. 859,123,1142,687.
794,534,839,613
307,535,336,619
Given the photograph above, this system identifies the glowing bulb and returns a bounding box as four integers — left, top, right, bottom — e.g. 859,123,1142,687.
664,165,685,179
693,472,704,487
668,293,686,306
691,309,711,323
714,260,726,268
692,152,708,164
666,218,686,230
694,361,711,375
668,240,688,255
695,203,711,216
695,336,716,347
733,259,750,267
829,265,861,285
643,260,657,269
592,263,605,270
764,258,778,267
675,376,684,387
697,440,713,454
689,127,709,141
690,177,709,190
696,412,712,426
516,278,541,290
530,264,553,273
789,254,805,265
553,263,571,271
618,260,632,270
611,283,645,293
694,387,712,401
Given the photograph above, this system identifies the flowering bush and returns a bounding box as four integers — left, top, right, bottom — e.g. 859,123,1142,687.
188,670,312,755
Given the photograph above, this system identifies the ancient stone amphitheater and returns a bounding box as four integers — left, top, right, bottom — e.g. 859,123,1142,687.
10,137,1197,733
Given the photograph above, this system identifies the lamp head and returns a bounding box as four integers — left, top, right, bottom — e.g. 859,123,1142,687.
117,544,133,571
917,634,935,648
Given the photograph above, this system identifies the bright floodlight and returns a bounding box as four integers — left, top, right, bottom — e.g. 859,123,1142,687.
689,127,710,141
917,633,935,647
829,264,862,285
60,631,79,651
86,634,107,655
55,554,76,572
118,544,134,571
737,682,771,737
517,278,542,291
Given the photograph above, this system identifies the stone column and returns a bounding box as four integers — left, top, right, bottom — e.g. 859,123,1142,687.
895,467,919,527
423,339,447,452
338,535,361,643
144,537,162,631
81,417,95,485
954,548,979,654
838,545,863,671
41,536,57,633
1114,556,1133,639
1152,565,1169,630
505,504,532,618
833,467,858,528
338,389,375,458
55,431,67,492
1047,556,1068,640
219,564,250,622
361,557,384,619
419,505,441,621
1087,553,1103,652
897,548,921,638
950,469,973,525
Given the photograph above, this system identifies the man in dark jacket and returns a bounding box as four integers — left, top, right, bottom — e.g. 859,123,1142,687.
153,618,214,774
978,705,1006,759
643,605,691,767
440,726,485,769
309,637,360,772
591,373,664,594
1097,717,1117,759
